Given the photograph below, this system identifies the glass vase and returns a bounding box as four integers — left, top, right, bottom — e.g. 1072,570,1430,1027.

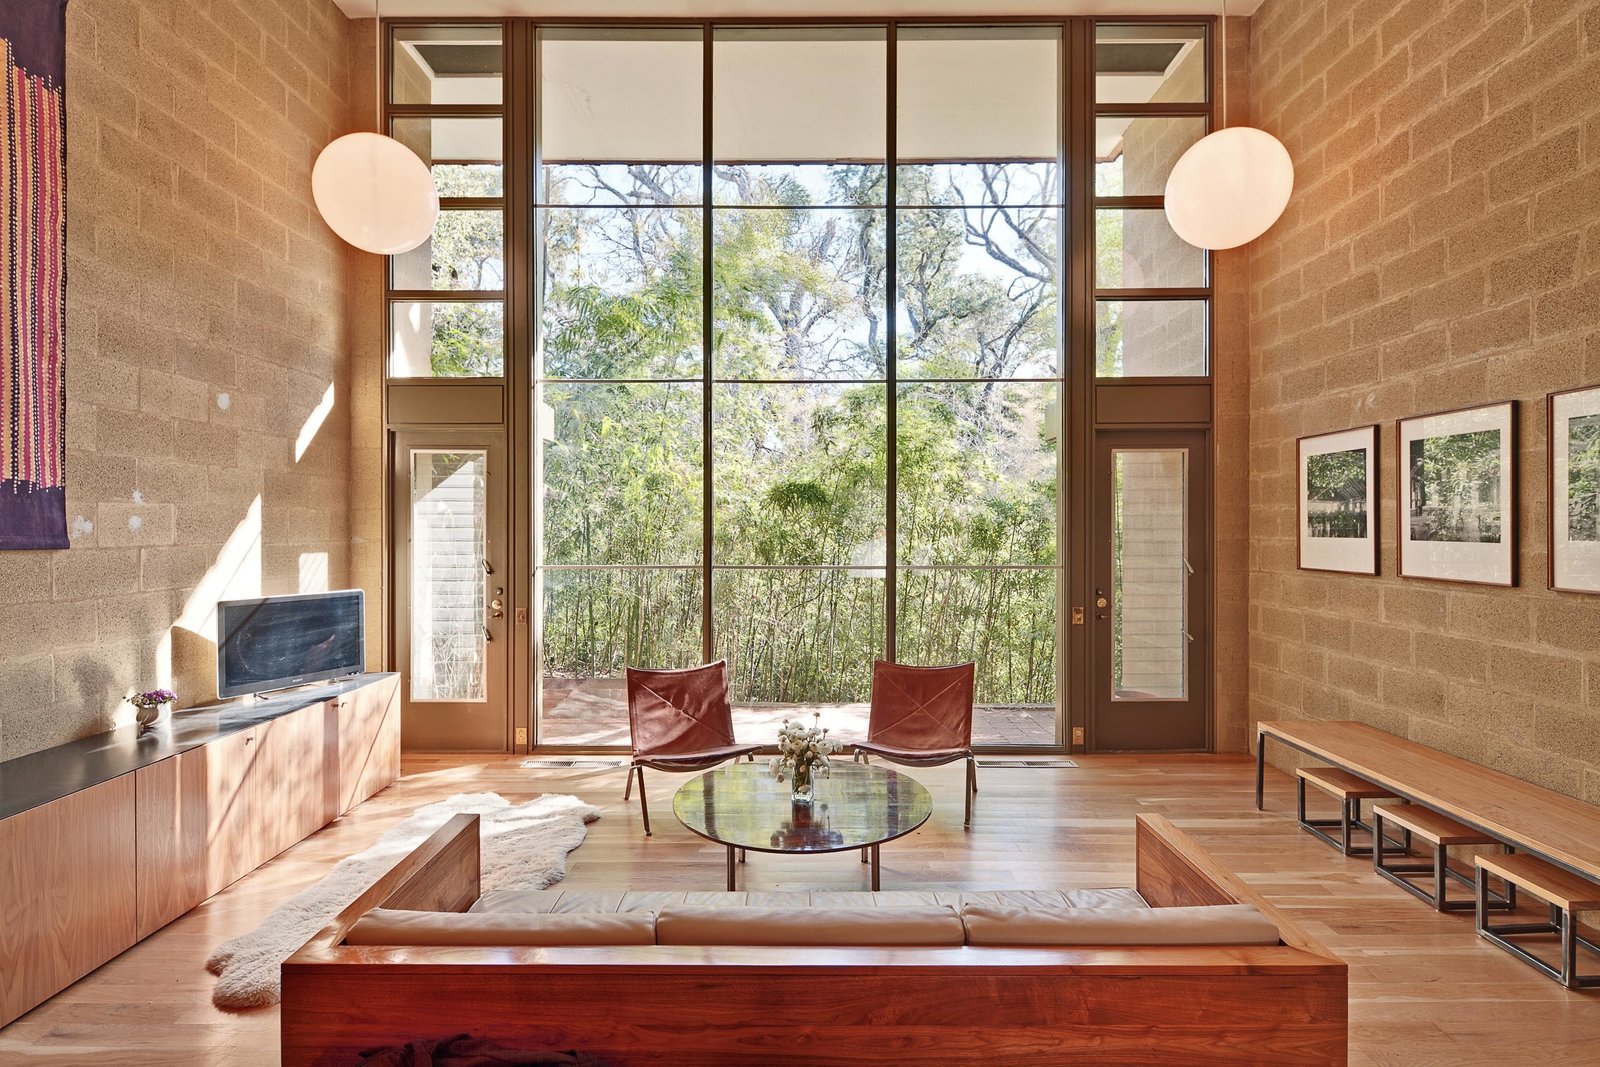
791,761,815,804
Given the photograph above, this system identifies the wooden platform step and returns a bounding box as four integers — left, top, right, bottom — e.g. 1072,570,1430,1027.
1295,766,1396,800
1372,803,1496,846
1475,852,1600,911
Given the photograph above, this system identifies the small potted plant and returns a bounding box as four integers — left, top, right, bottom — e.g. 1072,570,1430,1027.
770,713,840,804
130,688,177,732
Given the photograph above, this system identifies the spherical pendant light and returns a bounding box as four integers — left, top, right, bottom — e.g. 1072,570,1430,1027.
312,132,439,255
1164,126,1294,250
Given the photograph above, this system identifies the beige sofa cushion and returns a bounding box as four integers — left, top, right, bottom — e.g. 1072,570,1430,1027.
344,908,655,947
470,887,1148,915
961,903,1281,947
656,905,964,946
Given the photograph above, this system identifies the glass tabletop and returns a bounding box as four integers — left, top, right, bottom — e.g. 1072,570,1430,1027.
672,760,933,854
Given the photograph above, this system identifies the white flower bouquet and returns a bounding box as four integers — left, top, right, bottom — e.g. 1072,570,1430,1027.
769,713,840,802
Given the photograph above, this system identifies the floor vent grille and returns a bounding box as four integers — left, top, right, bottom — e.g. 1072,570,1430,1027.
976,759,1078,768
521,758,631,769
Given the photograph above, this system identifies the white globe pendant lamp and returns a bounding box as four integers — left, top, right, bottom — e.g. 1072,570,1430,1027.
1163,5,1294,250
312,1,438,255
313,132,438,255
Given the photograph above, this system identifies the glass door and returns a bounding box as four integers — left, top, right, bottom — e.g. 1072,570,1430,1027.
395,431,511,750
1089,431,1208,751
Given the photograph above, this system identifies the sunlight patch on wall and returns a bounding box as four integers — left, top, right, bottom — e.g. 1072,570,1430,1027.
295,383,337,463
156,496,264,702
299,551,330,593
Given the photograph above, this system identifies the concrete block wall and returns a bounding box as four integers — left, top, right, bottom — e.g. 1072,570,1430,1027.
1247,0,1600,798
0,0,381,760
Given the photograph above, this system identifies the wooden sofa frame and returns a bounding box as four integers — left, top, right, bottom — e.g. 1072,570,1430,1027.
282,813,1346,1066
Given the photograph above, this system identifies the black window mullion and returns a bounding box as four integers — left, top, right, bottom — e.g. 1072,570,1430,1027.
701,22,715,667
885,22,898,666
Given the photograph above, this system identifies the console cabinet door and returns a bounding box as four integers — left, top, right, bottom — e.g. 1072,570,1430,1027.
339,676,401,814
135,752,209,939
204,725,262,896
0,775,137,1027
254,705,335,858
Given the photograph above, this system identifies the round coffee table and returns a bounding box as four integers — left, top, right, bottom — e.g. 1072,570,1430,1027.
672,760,933,891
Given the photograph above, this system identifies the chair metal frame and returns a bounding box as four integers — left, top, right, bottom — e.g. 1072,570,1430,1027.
852,660,978,830
621,661,760,836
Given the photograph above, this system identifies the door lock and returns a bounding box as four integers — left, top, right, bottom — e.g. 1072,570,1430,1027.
489,597,504,619
1095,596,1108,608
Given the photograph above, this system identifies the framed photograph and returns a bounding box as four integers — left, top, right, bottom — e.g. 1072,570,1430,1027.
1397,401,1517,586
1548,385,1600,594
1298,425,1378,575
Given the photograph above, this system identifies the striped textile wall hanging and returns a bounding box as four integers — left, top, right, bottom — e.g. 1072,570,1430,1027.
1,0,68,550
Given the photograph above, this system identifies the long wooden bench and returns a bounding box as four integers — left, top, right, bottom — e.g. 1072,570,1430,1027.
1256,720,1600,886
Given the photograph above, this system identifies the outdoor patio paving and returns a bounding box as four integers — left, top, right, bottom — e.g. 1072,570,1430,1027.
538,678,1058,747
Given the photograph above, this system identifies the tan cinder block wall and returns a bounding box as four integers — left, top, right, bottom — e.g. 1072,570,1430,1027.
1247,0,1600,798
0,0,382,760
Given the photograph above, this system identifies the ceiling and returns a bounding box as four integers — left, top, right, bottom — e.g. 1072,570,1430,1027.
336,1,1264,18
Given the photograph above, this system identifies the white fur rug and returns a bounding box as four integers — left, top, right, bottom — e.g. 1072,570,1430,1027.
206,791,600,1009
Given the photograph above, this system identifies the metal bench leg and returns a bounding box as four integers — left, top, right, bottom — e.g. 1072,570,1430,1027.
1563,910,1579,989
1255,736,1266,811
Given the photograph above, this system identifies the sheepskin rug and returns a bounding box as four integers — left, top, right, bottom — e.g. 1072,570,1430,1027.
206,791,600,1009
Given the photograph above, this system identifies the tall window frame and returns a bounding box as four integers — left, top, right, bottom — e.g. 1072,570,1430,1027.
380,17,1218,755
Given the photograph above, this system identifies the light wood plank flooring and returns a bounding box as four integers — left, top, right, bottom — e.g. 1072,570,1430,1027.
1,754,1596,1065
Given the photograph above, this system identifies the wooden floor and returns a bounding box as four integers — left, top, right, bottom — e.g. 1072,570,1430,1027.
2,754,1597,1065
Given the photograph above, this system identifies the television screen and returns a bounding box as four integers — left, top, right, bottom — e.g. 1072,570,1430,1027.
216,590,366,698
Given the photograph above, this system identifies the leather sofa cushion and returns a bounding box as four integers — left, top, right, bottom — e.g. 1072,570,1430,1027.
470,887,1148,914
344,908,655,947
656,905,965,946
961,903,1281,946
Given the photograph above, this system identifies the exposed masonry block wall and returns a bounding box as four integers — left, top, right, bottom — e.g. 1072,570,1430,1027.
1247,0,1600,798
0,0,382,761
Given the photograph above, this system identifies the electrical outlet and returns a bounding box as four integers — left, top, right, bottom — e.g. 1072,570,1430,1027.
1071,726,1085,746
515,727,528,746
515,607,528,624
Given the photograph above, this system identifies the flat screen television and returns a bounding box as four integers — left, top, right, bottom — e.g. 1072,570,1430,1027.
216,590,366,698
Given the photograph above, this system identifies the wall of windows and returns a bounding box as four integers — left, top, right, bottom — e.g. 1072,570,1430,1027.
382,18,1216,751
533,25,1070,744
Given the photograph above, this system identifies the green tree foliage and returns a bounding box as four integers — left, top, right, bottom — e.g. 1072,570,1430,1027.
1305,448,1368,538
1567,415,1600,542
1408,430,1502,543
538,162,1061,706
420,166,508,377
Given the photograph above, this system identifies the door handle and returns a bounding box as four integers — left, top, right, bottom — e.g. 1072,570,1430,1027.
489,597,504,619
